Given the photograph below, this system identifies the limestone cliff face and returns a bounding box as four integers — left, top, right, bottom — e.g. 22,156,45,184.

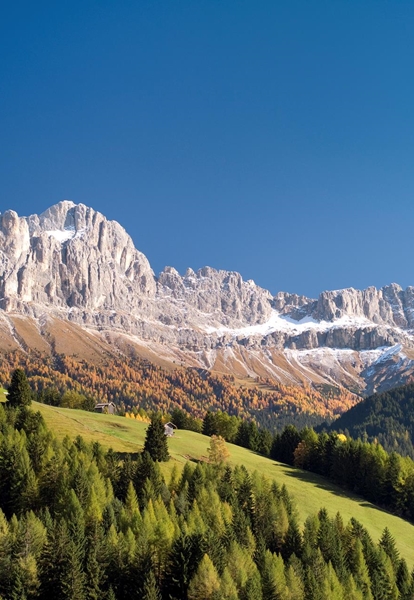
2,201,414,394
157,265,273,326
0,201,156,315
312,285,414,328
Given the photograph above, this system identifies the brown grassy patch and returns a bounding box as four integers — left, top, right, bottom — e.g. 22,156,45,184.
9,315,51,353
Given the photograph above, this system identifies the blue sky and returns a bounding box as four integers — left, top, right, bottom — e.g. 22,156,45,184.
1,0,414,298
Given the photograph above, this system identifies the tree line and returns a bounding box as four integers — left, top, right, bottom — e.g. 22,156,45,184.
0,349,356,428
1,399,413,599
198,410,414,524
7,367,414,526
323,382,414,459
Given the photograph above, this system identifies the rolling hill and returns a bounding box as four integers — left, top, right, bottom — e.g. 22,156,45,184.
34,401,414,567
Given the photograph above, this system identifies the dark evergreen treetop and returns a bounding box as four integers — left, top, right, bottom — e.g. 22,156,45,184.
143,412,169,462
7,368,32,407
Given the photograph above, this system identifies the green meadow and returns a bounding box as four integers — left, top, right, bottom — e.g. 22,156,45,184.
34,402,414,567
0,388,7,403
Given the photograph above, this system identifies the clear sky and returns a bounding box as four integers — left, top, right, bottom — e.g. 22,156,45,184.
1,0,414,298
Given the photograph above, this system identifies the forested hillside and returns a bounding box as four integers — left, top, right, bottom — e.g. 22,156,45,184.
1,399,413,599
326,383,414,457
0,350,357,430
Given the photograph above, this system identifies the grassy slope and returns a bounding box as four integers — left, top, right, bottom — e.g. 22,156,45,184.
0,388,7,402
34,402,414,567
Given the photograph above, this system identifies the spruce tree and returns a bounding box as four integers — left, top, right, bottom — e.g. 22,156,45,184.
261,549,288,599
143,414,169,462
84,522,106,600
142,570,162,600
219,567,238,600
107,586,116,600
202,412,217,436
187,553,221,600
396,559,412,600
60,538,85,600
282,517,303,560
163,532,204,599
348,539,373,600
285,560,306,600
379,527,399,572
7,369,32,407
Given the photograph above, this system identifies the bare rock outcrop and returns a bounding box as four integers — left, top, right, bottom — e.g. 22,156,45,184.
0,202,156,315
2,200,414,394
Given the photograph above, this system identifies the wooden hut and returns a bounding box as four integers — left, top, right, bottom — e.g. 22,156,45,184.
164,422,177,437
94,402,116,414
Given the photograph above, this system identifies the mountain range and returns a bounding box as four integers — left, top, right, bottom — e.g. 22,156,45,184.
1,200,414,396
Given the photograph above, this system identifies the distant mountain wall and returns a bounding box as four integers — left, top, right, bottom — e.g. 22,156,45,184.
2,201,414,395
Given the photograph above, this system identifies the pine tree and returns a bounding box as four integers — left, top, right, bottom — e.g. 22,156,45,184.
261,549,288,599
0,509,12,597
163,532,204,599
202,412,217,436
368,547,398,600
321,562,345,600
187,553,221,600
219,567,239,600
7,370,32,407
396,558,412,600
143,414,169,462
188,464,205,504
174,482,189,517
84,522,106,600
235,421,251,449
0,430,30,517
285,561,305,600
257,429,273,457
39,518,70,599
107,586,117,600
282,517,303,560
122,481,142,535
142,570,162,600
379,528,399,572
60,538,85,600
244,571,263,600
343,575,364,600
347,539,373,600
114,454,136,502
304,548,327,600
11,567,27,600
236,467,254,524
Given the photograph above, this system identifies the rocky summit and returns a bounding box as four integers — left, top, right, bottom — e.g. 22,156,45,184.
1,200,414,395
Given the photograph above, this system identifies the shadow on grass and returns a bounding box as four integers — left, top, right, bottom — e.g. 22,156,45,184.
278,464,409,519
105,422,129,430
278,465,373,503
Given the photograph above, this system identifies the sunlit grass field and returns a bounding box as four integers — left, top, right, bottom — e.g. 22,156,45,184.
34,401,414,567
0,388,7,402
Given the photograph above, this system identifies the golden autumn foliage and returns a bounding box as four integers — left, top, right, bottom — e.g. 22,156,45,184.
0,350,357,423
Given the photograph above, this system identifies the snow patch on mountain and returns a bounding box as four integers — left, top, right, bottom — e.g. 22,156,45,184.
46,228,76,243
46,227,88,243
201,310,375,338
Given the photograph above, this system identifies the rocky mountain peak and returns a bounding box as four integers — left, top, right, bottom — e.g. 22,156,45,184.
3,201,414,395
0,202,156,314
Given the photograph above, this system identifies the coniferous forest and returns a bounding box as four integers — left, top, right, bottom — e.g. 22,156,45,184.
1,376,414,599
324,383,414,458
